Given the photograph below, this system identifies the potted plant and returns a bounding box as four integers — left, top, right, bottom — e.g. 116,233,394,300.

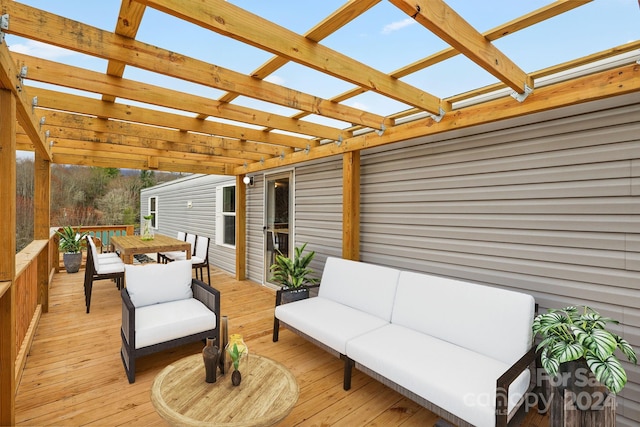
270,243,319,303
55,226,89,273
533,305,637,394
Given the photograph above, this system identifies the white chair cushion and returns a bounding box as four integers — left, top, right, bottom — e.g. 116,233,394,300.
318,257,400,321
393,271,534,365
97,253,122,263
346,324,530,427
275,296,388,354
163,251,188,261
125,260,193,308
134,298,216,349
191,256,205,264
95,260,124,275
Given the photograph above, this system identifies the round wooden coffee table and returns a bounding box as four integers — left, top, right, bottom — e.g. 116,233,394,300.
151,353,299,426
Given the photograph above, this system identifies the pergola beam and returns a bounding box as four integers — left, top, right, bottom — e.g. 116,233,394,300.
235,62,640,174
102,1,146,102
2,0,387,131
14,52,344,142
30,87,309,150
0,42,50,161
215,0,382,107
137,0,445,116
390,0,533,94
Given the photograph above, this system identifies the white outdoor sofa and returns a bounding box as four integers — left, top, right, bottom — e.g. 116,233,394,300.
121,259,220,383
273,257,536,427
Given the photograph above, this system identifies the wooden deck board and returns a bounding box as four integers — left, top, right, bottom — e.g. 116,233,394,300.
16,266,548,426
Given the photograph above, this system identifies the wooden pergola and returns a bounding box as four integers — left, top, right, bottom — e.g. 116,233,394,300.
1,0,639,424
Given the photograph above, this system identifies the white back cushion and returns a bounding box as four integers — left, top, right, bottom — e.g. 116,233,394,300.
318,257,400,321
392,271,534,365
125,259,193,307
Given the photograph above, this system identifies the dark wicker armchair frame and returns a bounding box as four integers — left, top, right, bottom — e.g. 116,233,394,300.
120,278,220,383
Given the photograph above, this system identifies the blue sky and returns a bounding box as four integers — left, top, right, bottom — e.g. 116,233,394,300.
6,0,640,129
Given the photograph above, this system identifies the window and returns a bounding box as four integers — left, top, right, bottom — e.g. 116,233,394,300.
148,196,158,228
216,185,235,247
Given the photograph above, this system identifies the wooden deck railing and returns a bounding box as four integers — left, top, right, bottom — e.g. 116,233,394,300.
11,225,134,389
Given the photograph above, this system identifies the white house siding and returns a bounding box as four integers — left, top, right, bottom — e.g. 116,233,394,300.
358,92,640,426
140,174,236,275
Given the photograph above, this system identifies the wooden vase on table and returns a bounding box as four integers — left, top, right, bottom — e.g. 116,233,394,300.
202,337,219,383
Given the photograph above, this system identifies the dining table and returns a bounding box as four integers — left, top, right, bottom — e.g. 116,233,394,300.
110,234,191,264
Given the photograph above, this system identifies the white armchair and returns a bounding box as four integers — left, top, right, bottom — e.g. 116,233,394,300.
120,259,220,383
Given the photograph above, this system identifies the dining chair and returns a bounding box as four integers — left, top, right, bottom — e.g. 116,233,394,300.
191,235,211,285
162,232,196,263
84,236,125,313
158,231,187,263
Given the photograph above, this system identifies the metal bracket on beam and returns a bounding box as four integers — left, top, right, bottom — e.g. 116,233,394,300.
260,157,264,165
510,84,533,103
336,135,343,147
279,152,285,160
45,130,50,138
0,14,9,44
429,107,445,123
243,162,248,169
39,116,45,129
32,96,38,112
304,144,310,154
376,124,386,136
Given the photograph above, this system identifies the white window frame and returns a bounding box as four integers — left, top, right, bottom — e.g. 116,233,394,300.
148,196,158,229
215,184,236,248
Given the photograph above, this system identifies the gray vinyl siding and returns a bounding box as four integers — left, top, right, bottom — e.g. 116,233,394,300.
245,174,264,283
357,92,640,426
294,158,343,277
140,174,236,275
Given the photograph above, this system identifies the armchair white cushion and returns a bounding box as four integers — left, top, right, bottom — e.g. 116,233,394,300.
124,260,193,307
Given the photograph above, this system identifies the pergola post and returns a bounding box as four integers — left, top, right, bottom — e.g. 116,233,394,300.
0,88,17,426
34,151,51,312
235,175,247,281
342,151,360,261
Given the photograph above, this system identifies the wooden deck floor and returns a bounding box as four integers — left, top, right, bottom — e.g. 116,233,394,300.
16,266,548,426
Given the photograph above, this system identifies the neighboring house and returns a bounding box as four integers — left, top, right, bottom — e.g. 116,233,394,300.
143,92,640,423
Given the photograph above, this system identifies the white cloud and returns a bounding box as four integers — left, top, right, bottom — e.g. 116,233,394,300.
381,18,415,35
9,40,77,60
350,101,369,111
264,74,285,85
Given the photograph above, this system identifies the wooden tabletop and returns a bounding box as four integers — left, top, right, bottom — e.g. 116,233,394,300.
111,234,190,264
151,353,299,427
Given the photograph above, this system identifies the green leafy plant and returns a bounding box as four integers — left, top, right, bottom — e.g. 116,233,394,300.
228,343,244,371
269,243,319,289
532,305,637,393
55,226,89,254
228,342,245,386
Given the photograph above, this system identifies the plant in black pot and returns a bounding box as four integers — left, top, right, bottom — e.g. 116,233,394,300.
533,305,637,395
270,243,319,304
56,226,89,273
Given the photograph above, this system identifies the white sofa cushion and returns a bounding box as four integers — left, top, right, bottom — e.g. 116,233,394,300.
135,298,216,349
125,260,193,308
392,271,534,365
275,296,388,354
346,324,530,427
318,257,400,322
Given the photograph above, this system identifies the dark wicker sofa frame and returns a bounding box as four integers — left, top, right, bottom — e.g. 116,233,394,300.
121,278,220,383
